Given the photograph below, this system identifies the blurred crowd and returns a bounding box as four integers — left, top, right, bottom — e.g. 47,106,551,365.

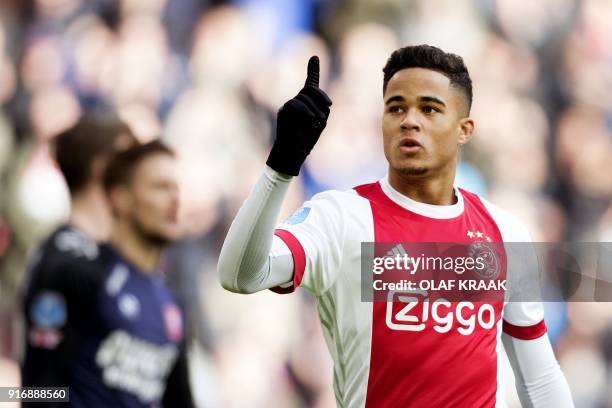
0,0,611,407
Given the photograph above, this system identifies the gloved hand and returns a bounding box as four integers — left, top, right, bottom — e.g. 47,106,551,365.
266,56,332,176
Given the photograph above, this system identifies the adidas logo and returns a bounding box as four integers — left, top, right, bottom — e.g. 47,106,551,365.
386,244,409,259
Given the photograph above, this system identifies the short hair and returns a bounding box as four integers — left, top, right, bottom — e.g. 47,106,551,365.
382,45,473,115
103,139,175,192
54,114,136,194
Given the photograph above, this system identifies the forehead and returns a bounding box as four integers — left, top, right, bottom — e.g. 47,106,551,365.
131,154,177,184
384,67,453,100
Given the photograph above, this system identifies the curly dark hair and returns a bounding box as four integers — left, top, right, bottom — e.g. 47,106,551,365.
382,45,472,115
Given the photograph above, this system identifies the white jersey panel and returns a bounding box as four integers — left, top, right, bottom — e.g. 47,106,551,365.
480,198,545,328
277,189,375,408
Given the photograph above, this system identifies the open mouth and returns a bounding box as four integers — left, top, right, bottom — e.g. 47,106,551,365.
399,138,422,153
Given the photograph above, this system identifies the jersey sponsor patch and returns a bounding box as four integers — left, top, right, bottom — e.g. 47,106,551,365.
30,291,67,328
96,330,178,403
284,207,311,225
29,327,63,349
29,291,67,349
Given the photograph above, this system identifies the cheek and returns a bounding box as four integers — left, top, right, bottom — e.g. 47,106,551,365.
132,195,162,224
431,122,459,148
131,200,153,226
381,118,395,145
381,130,394,160
144,192,176,223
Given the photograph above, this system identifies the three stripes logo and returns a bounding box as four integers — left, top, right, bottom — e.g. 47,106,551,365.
386,244,409,259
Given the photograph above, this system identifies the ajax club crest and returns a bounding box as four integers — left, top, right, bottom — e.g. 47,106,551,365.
468,242,501,280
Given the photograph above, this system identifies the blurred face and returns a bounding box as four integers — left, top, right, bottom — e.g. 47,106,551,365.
382,67,474,179
122,153,180,245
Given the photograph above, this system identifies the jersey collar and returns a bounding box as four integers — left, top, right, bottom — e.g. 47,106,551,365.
379,175,464,219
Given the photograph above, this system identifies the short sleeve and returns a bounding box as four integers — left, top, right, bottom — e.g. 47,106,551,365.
272,191,346,296
502,221,547,339
480,198,547,340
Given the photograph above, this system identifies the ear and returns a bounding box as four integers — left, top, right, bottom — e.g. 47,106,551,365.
457,117,475,146
108,186,132,217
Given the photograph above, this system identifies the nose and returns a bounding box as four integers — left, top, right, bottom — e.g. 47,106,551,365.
400,108,421,132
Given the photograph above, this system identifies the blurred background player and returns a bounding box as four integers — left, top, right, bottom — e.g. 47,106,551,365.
23,139,193,407
21,113,136,393
100,139,192,407
218,48,574,407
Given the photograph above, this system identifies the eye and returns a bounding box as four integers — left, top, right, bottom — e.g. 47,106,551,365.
421,105,440,114
387,105,404,114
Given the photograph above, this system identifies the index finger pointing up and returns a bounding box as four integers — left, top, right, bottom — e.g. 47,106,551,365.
304,56,320,87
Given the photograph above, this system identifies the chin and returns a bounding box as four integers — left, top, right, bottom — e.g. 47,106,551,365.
134,219,180,246
160,229,180,244
143,229,179,246
393,162,429,176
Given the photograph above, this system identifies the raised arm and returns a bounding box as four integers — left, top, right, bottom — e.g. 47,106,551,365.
218,56,332,294
217,167,295,293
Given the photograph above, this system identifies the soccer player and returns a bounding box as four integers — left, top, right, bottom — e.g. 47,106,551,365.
22,114,136,392
23,140,193,407
218,45,574,407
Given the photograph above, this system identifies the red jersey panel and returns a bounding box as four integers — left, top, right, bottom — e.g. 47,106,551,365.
356,182,504,408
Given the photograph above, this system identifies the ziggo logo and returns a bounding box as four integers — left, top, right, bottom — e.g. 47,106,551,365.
385,290,498,335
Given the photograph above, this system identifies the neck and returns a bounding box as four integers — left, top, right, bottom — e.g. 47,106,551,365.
110,222,162,274
69,186,112,242
388,165,457,205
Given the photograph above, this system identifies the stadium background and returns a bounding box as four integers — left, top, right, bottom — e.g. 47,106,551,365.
0,0,611,406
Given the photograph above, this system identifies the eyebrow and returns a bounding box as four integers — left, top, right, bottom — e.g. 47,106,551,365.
384,95,447,107
384,95,405,105
418,96,446,106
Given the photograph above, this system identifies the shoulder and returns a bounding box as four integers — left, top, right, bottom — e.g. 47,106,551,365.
286,188,369,213
46,225,101,263
310,188,367,204
469,193,532,242
29,226,101,278
296,188,370,220
277,188,373,239
25,227,109,306
312,184,375,209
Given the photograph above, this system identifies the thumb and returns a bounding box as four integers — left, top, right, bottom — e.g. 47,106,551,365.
304,55,320,88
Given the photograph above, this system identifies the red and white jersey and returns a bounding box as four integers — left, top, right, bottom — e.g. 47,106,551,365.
272,176,547,408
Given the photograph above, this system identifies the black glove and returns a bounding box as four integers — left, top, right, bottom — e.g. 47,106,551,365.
266,56,332,176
